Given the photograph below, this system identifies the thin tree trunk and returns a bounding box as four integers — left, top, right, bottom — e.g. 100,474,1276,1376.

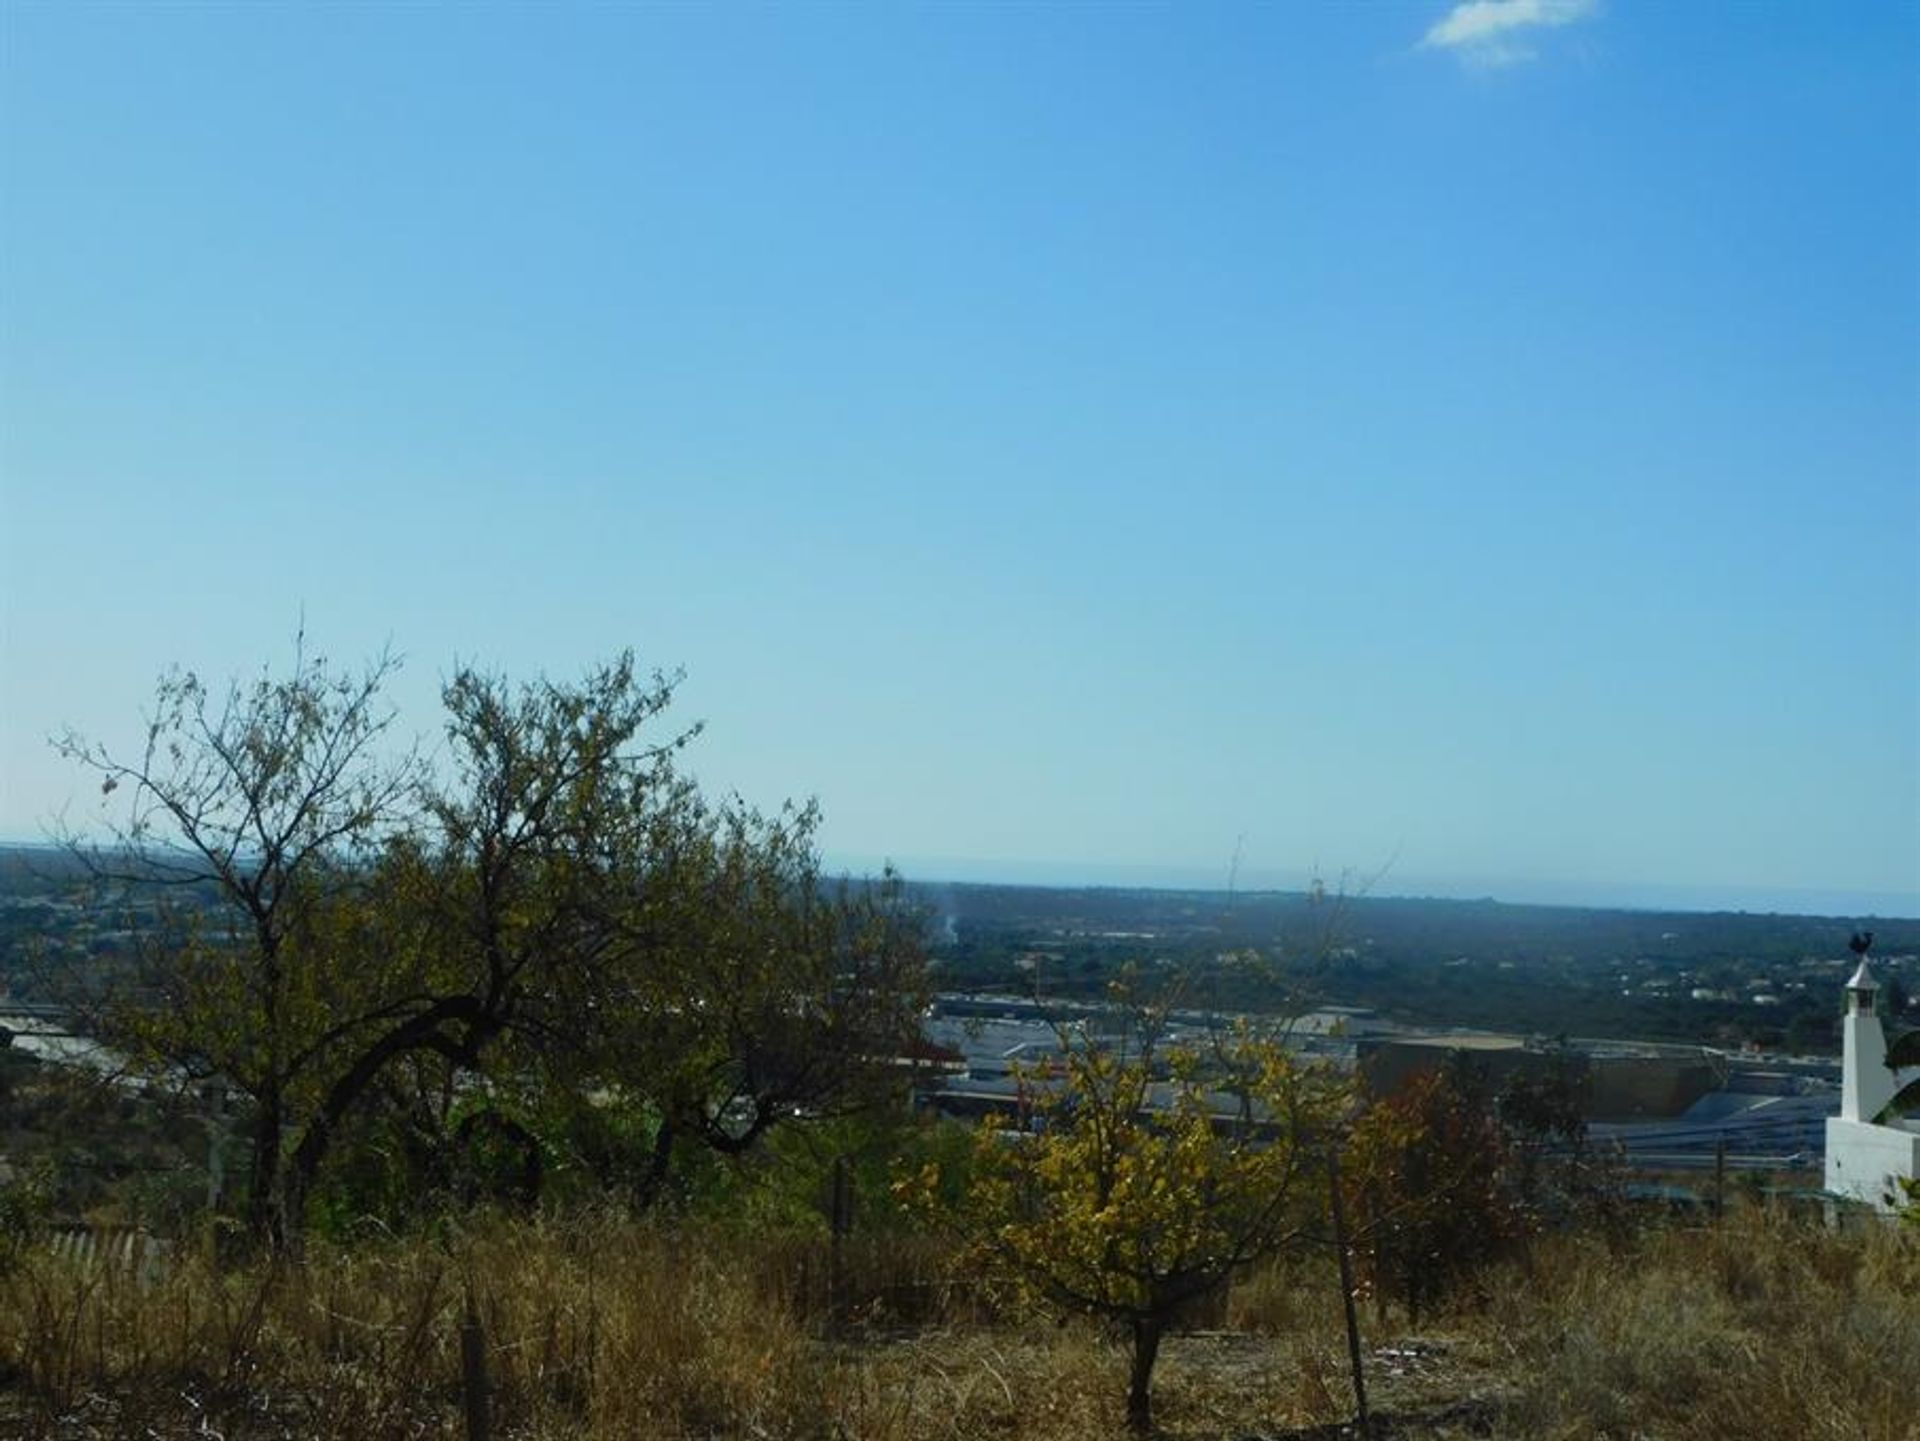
1327,1145,1372,1440
1127,1316,1164,1434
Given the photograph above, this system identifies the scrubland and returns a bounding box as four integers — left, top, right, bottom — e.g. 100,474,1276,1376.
1,1202,1913,1440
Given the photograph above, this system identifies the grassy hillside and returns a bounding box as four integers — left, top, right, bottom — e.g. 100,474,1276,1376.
1,1204,1913,1439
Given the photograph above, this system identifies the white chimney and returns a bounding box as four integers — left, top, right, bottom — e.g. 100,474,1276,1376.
1840,960,1894,1123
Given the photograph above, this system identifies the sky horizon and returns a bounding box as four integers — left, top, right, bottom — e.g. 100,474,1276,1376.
3,3,1917,919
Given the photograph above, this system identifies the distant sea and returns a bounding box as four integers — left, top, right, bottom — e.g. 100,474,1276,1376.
828,852,1920,920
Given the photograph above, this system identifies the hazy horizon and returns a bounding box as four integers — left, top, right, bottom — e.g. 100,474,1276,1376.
2,832,1910,922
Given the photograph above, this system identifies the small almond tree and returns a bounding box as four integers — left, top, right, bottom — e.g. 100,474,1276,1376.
1342,1066,1528,1324
907,1007,1344,1433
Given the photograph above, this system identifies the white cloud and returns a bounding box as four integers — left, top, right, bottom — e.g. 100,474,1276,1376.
1422,0,1599,67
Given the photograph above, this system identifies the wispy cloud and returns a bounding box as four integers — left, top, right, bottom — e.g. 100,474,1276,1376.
1421,0,1600,68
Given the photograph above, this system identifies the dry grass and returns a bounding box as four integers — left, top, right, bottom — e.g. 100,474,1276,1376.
1496,1204,1920,1441
0,1203,1914,1439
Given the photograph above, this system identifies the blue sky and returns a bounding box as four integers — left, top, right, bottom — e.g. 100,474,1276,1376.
2,2,1915,915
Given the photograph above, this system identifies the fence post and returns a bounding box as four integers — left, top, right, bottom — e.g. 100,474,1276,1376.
204,1082,227,1212
460,1287,492,1441
828,1155,853,1335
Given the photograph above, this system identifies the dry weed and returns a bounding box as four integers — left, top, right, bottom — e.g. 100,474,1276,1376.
1,1206,1913,1439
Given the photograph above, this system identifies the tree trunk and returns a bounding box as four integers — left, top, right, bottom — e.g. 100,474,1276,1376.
633,1115,676,1208
1127,1316,1164,1435
279,997,495,1248
278,1166,311,1259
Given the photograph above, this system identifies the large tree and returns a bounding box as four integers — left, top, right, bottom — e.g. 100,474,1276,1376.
57,644,704,1247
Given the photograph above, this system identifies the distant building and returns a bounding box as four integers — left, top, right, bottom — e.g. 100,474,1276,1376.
1356,1033,1720,1121
1823,961,1920,1213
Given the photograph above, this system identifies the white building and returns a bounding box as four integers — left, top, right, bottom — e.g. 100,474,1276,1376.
1823,960,1920,1213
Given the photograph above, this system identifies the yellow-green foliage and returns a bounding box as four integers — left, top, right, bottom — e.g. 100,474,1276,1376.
900,1018,1347,1430
912,1025,1344,1325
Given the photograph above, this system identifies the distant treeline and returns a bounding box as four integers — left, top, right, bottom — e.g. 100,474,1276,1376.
912,881,1919,1052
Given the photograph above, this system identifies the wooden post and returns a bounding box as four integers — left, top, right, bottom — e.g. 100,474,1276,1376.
828,1155,853,1335
460,1288,492,1441
1327,1144,1372,1441
204,1083,227,1212
1713,1137,1727,1221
